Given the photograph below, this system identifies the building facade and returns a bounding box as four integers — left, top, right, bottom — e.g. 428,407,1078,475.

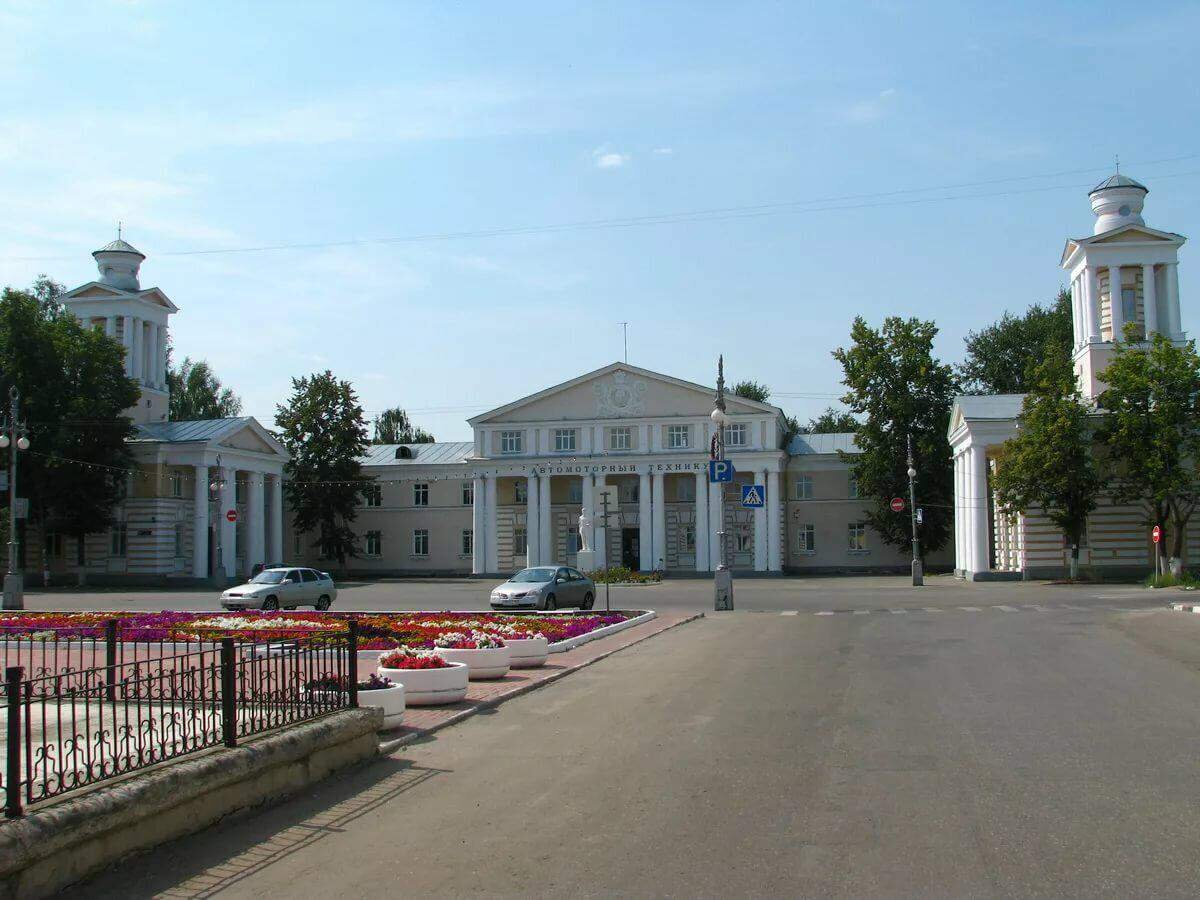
951,172,1189,580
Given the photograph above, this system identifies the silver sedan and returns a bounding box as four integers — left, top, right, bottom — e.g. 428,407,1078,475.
490,566,595,611
220,567,337,611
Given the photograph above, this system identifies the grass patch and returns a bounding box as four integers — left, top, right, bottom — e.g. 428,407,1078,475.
1145,571,1200,589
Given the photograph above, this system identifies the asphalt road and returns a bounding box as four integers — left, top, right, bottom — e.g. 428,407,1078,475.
71,593,1200,898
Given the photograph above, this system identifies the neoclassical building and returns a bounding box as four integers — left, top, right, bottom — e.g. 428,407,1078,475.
951,172,1191,580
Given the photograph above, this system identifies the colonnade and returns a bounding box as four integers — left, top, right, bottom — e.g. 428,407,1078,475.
191,465,285,580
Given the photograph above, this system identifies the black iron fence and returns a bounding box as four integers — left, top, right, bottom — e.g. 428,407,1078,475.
2,622,359,818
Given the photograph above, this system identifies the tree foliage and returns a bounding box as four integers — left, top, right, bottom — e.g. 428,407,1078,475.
802,407,861,434
372,406,435,444
168,357,242,421
1096,331,1200,569
275,371,371,568
833,316,957,555
993,343,1101,579
0,280,139,544
958,288,1073,394
731,380,771,403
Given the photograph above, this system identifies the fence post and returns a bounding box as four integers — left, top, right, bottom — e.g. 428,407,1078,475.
5,666,23,819
220,639,237,748
104,618,118,703
347,621,359,709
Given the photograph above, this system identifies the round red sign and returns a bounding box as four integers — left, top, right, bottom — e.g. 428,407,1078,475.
225,509,238,523
890,497,906,513
1152,525,1162,544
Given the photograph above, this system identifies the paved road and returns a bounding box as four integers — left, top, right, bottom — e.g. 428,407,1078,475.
73,598,1200,898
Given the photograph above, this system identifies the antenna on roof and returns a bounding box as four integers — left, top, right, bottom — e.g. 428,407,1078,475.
619,322,629,363
1114,154,1120,175
117,221,123,240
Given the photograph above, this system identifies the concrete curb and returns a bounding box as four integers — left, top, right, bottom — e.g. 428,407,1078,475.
379,612,703,755
1170,603,1200,613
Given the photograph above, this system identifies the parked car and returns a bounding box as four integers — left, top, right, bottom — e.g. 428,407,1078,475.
490,566,595,611
221,567,337,611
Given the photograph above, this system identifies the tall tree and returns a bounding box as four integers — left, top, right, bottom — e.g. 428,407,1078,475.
833,316,958,554
0,280,139,555
803,407,861,434
1096,331,1200,575
275,371,371,569
731,380,771,403
168,357,243,421
993,344,1101,580
372,406,435,444
958,288,1073,394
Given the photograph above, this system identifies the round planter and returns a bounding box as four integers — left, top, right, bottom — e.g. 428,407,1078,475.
504,636,549,668
434,645,512,680
307,684,406,725
378,661,469,706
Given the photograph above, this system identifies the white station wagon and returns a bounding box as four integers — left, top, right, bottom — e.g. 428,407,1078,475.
220,567,337,611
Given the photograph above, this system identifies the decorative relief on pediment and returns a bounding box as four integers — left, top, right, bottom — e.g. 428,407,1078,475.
594,371,647,417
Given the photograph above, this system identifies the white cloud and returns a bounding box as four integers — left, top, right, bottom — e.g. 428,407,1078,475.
652,147,674,156
593,145,631,169
843,88,898,124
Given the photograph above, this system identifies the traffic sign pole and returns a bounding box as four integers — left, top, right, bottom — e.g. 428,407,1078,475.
906,433,923,587
1152,524,1162,579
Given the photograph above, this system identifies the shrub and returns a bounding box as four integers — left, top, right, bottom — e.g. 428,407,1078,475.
1145,571,1200,589
586,566,663,584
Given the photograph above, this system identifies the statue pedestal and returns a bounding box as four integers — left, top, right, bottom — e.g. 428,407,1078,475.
576,550,598,573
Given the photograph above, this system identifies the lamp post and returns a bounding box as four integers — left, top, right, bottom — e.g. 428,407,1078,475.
710,356,733,610
2,386,31,610
906,432,923,587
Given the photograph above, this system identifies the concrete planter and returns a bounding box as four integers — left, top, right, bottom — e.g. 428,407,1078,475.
306,684,406,726
378,661,469,706
434,645,512,680
504,636,549,668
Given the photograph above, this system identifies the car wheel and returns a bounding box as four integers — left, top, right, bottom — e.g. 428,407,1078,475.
544,594,556,611
262,596,280,611
316,595,332,611
582,592,594,611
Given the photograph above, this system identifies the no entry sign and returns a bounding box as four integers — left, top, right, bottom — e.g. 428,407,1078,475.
1152,524,1162,544
225,509,238,523
890,497,906,513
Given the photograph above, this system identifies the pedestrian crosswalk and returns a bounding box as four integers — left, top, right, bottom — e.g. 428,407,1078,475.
773,603,1155,617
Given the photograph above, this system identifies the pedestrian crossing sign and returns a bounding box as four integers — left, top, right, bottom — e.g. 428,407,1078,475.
741,484,765,508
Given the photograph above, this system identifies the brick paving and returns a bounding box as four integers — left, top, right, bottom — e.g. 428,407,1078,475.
379,609,701,749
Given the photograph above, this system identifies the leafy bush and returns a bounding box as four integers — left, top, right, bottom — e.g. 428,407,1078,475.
585,567,662,584
1145,571,1200,589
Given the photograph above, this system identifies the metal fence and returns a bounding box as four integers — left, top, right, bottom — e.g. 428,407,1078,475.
2,622,359,818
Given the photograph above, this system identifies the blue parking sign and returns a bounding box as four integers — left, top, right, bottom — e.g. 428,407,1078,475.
708,459,734,483
741,484,765,507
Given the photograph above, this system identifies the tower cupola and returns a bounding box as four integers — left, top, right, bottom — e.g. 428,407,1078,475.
92,238,146,291
1089,172,1148,235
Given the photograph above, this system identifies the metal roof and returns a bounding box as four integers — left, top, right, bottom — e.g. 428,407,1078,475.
360,442,474,467
953,394,1025,420
131,418,248,443
1089,173,1148,194
786,432,859,456
93,239,145,257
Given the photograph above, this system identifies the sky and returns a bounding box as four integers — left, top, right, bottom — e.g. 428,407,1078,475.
2,0,1199,441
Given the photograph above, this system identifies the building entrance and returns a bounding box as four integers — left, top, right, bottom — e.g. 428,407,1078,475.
621,529,639,570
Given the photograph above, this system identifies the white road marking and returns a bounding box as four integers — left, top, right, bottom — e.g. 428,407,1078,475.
814,611,835,616
780,611,799,616
959,606,982,612
993,605,1019,612
922,607,943,613
889,609,908,614
853,610,871,615
1022,605,1049,611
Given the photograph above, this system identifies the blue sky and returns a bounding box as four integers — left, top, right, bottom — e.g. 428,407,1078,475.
2,1,1198,440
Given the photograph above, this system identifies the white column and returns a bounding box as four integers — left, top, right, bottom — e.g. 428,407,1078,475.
122,315,134,376
581,473,594,523
155,324,166,387
192,464,209,579
1071,278,1084,347
593,474,607,567
954,453,965,575
539,472,553,564
526,474,539,567
1084,266,1100,342
1166,262,1182,338
105,316,116,339
219,467,236,580
693,471,709,572
134,318,145,381
268,474,283,563
968,446,989,575
753,468,768,572
472,477,486,574
1143,264,1158,336
245,472,265,577
767,469,781,571
485,477,499,573
1109,265,1124,340
638,471,652,571
651,472,666,571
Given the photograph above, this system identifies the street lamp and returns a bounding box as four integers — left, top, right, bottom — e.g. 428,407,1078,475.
906,432,923,587
711,357,734,610
2,385,31,610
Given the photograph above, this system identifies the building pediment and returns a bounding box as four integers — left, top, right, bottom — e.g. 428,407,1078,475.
63,282,132,300
219,425,281,455
469,362,782,425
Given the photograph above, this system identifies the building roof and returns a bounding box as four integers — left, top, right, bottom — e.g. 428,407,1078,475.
786,432,859,456
131,418,252,443
93,239,145,257
952,394,1025,420
1089,173,1148,194
360,441,475,467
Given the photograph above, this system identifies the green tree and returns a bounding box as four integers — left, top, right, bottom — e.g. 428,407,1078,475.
804,407,861,434
833,316,957,554
993,344,1101,580
168,357,243,421
275,371,371,570
372,406,435,444
731,380,771,403
958,288,1073,394
1096,330,1200,574
0,280,139,560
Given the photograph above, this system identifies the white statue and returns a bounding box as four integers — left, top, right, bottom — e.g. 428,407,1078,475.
578,506,594,552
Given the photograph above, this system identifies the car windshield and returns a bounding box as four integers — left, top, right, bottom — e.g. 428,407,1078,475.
249,571,286,584
511,568,556,583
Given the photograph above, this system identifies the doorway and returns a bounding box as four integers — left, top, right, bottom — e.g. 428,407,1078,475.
621,528,639,570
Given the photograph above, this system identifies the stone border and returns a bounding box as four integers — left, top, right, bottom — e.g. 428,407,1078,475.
546,609,657,652
1170,603,1200,613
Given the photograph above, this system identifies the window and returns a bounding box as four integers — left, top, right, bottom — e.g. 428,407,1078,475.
412,529,429,556
44,533,63,559
514,481,528,504
500,430,523,454
794,475,813,500
173,523,185,558
462,481,474,505
667,425,690,449
567,480,582,504
462,529,473,556
170,470,183,498
619,480,640,503
554,428,577,452
235,478,245,504
736,529,752,553
610,426,632,451
364,483,382,507
567,530,580,554
797,524,815,553
413,483,429,507
366,530,382,557
723,423,748,447
1121,287,1138,325
677,477,696,502
110,523,127,558
848,522,867,552
514,527,527,554
300,569,317,583
848,475,859,499
682,524,696,552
